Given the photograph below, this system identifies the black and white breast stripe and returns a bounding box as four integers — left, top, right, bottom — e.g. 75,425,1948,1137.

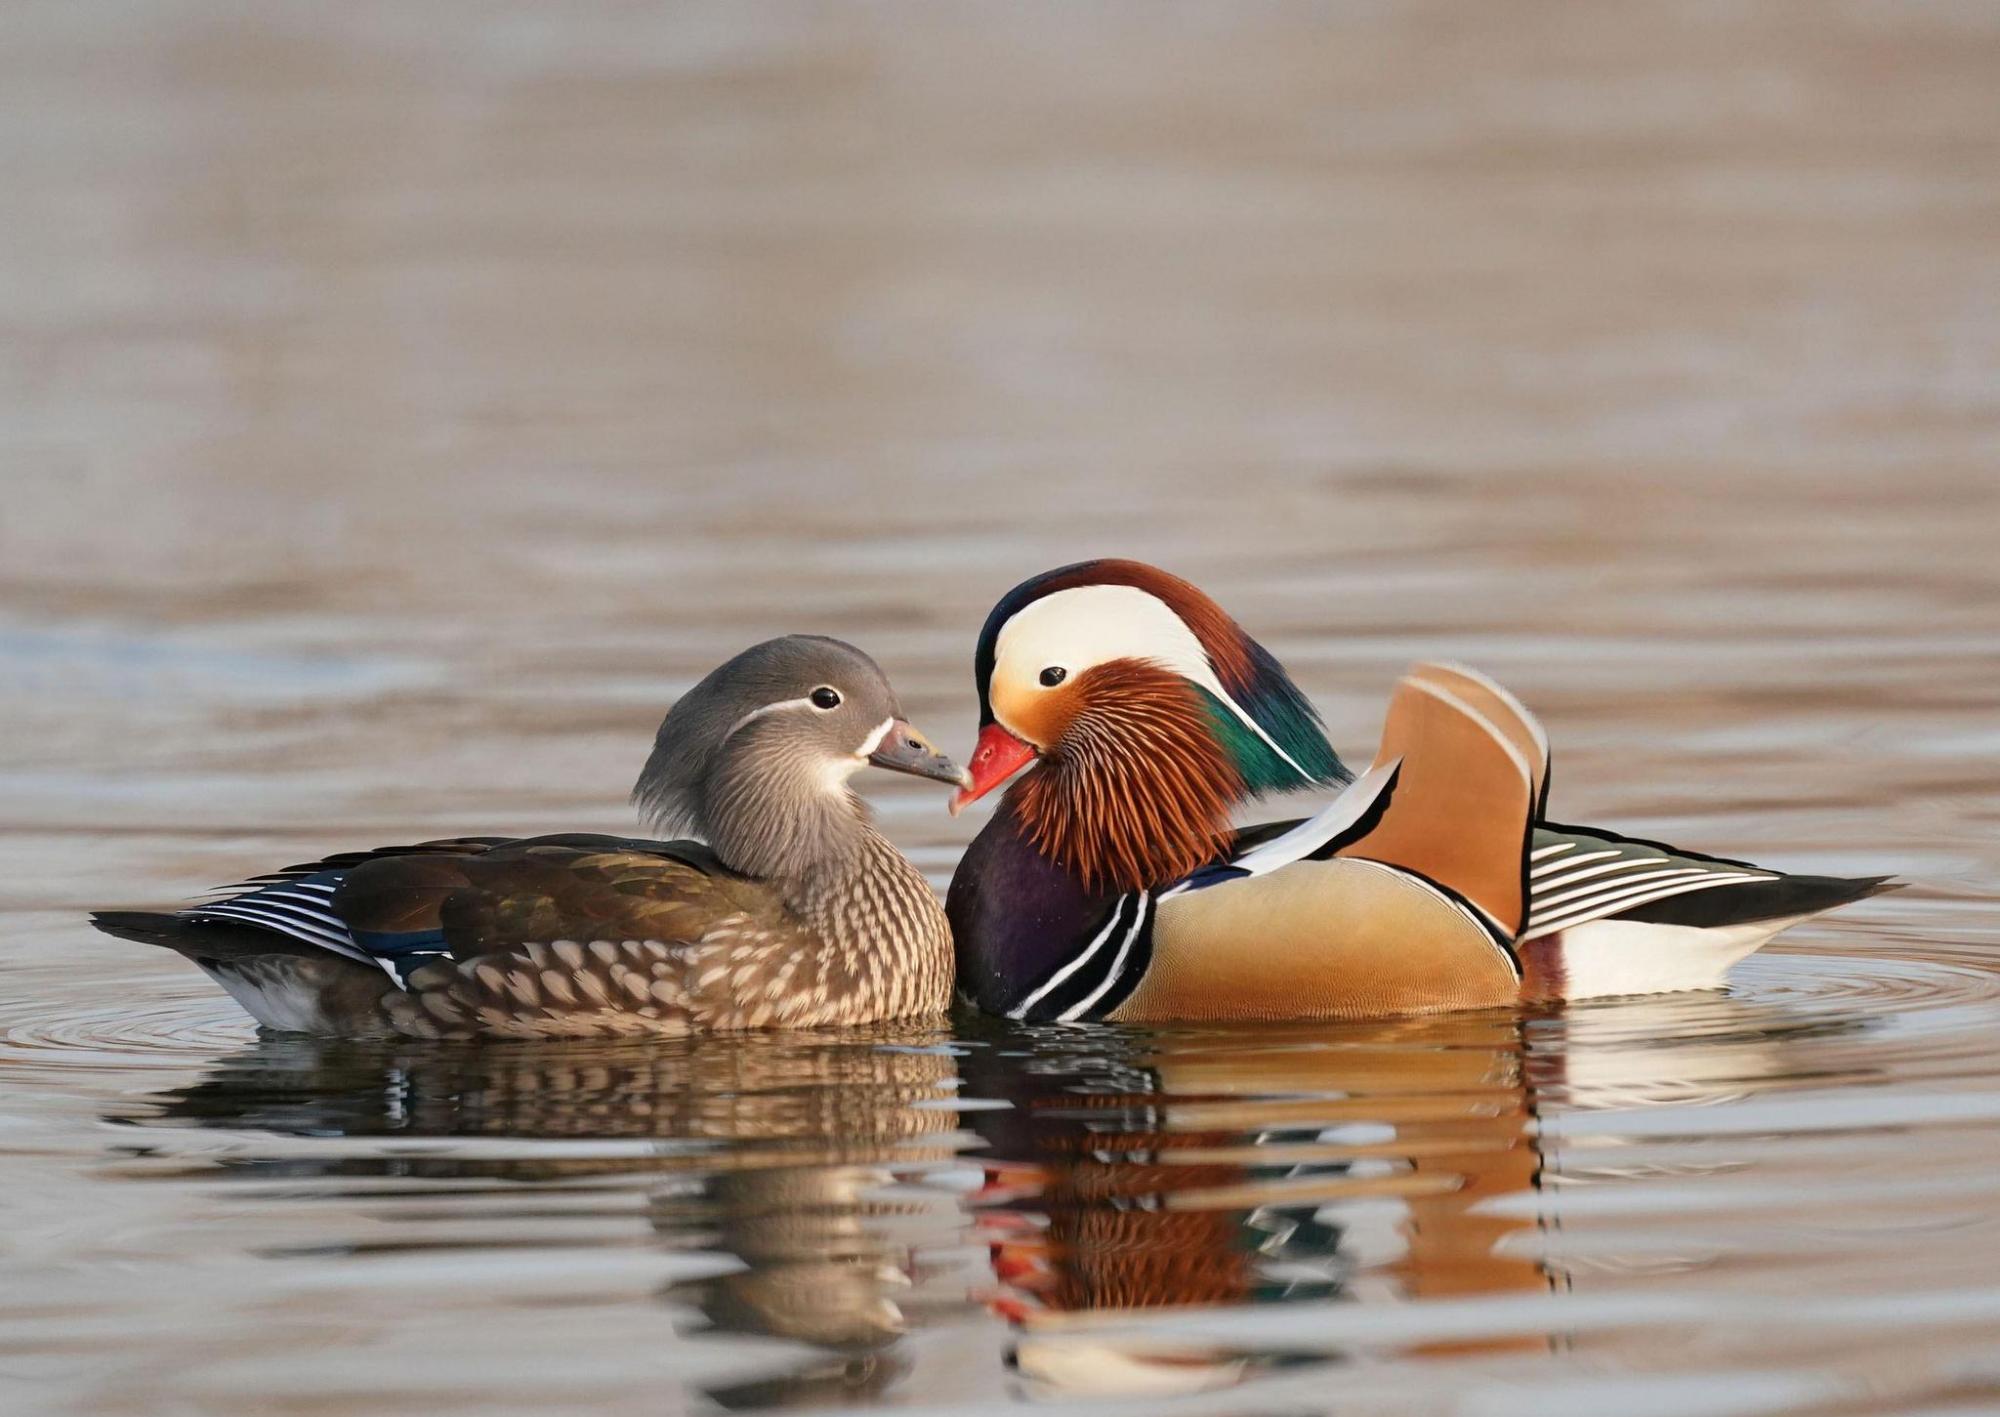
1007,891,1155,1023
1521,835,1775,939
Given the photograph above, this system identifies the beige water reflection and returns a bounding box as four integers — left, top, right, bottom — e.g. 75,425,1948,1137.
120,1029,968,1407
4,2,2000,1414
79,985,1989,1413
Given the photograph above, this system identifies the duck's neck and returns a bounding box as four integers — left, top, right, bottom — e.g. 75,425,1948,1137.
790,822,954,1017
791,824,947,953
705,765,952,1010
702,746,866,886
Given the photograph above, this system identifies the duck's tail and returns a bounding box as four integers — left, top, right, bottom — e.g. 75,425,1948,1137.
91,910,206,953
1612,872,1901,930
89,911,390,1033
91,910,325,961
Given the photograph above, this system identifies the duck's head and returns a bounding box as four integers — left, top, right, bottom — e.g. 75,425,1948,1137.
635,635,965,880
951,561,1349,891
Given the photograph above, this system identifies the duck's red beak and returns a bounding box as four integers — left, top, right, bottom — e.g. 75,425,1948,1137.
949,723,1037,815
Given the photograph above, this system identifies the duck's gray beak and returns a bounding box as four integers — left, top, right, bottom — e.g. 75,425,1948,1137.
867,719,971,790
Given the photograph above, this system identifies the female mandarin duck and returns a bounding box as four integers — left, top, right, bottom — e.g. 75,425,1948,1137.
945,560,1892,1023
93,637,968,1038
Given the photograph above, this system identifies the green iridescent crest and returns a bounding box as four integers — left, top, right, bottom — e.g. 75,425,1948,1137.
1194,686,1346,796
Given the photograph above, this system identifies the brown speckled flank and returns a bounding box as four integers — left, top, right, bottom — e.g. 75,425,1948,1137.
382,836,951,1039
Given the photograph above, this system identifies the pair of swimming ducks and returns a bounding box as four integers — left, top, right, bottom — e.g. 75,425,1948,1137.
96,559,1892,1039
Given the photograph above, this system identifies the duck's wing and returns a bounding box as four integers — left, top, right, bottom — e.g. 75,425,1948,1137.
166,833,732,978
1403,661,1550,816
91,837,513,1033
1517,824,1897,999
1334,672,1539,940
422,839,755,957
1166,758,1403,896
377,840,831,1037
98,835,798,1035
170,837,514,968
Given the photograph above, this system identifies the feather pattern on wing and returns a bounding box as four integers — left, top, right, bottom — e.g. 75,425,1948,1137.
1521,827,1776,939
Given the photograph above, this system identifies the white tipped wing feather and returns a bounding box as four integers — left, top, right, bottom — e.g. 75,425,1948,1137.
186,877,378,966
1521,828,1776,940
1169,758,1404,895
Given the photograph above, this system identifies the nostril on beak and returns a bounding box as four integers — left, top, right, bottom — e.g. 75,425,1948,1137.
907,738,923,752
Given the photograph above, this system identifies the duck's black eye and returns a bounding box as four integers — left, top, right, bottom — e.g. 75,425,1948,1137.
810,687,842,710
1038,666,1067,687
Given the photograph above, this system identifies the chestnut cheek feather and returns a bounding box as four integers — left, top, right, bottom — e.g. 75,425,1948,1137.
1010,662,1243,894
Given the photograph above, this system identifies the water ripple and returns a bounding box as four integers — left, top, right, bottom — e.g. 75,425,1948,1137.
0,992,253,1069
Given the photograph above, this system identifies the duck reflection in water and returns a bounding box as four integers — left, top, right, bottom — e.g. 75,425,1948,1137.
955,995,1874,1399
117,1025,972,1410
116,997,1870,1405
957,1013,1551,1396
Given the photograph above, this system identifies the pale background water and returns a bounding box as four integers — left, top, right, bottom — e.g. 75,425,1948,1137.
3,4,1998,1414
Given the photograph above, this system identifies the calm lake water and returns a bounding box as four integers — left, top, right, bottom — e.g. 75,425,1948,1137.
3,4,1999,1414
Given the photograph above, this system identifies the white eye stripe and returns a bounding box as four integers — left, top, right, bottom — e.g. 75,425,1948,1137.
723,701,897,763
997,586,1205,687
994,584,1313,781
722,696,819,740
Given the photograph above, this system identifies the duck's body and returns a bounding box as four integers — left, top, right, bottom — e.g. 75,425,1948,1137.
99,829,951,1039
94,637,966,1039
949,668,1536,1023
947,563,1892,1023
952,805,1888,1023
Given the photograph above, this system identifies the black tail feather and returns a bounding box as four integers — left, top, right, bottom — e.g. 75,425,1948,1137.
90,911,392,1034
1616,875,1900,930
89,911,333,964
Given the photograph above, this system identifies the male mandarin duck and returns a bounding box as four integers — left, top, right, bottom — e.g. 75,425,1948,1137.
945,560,1893,1023
93,636,968,1038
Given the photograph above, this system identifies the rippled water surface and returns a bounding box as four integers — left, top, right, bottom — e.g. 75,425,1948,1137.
4,5,1999,1414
